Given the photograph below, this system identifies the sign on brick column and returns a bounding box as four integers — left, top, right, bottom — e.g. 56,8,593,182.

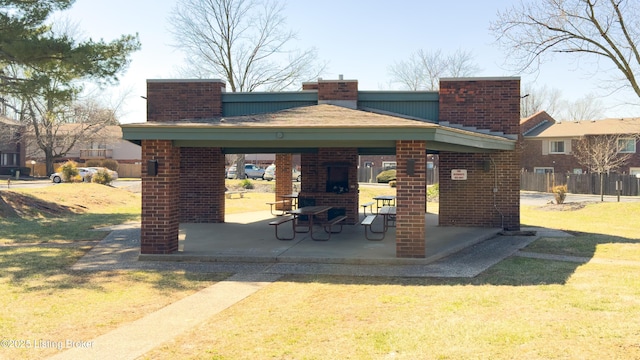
141,140,180,254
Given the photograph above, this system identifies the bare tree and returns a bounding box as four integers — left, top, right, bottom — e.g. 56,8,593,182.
521,83,563,118
170,0,325,176
388,49,481,91
22,92,119,175
169,0,325,92
561,94,605,121
491,0,640,100
573,133,639,200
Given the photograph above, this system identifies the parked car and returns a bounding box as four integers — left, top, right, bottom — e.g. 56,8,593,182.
50,167,94,183
226,166,237,179
226,164,265,179
263,164,302,182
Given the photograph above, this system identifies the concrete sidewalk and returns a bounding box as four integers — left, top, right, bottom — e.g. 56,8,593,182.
48,273,281,360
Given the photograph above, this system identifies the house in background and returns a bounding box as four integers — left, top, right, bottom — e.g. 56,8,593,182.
521,111,640,175
24,125,141,177
0,115,25,176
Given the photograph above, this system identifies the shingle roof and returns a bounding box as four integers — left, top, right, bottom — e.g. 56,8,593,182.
123,104,516,153
141,104,441,129
524,117,640,138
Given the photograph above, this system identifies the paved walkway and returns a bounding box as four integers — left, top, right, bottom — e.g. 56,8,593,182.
48,273,281,360
50,224,575,359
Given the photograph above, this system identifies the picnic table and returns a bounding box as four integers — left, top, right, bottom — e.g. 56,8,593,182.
280,192,299,208
372,195,396,214
360,206,395,241
379,206,396,231
285,205,345,241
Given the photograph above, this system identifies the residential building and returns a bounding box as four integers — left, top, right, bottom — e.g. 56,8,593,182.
521,111,640,175
0,115,25,176
24,125,141,176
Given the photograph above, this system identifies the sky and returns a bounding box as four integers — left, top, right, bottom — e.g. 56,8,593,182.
61,0,639,124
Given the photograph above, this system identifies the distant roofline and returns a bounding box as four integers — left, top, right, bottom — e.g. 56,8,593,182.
147,79,225,83
440,76,520,82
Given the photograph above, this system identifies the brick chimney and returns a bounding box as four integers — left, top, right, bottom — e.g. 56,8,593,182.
146,79,226,122
302,75,358,109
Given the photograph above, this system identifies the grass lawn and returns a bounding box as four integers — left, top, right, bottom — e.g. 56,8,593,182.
1,183,639,359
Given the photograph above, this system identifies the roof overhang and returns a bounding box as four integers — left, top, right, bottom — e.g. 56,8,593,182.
122,104,516,154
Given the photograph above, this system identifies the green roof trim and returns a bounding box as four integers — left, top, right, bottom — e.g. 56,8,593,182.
122,124,514,154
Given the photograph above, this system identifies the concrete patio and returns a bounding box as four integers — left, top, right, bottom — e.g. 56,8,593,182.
139,211,502,265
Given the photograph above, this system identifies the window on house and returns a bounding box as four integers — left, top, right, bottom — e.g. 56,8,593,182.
630,168,640,176
549,141,565,154
1,153,18,166
382,161,396,170
534,167,554,174
618,138,636,153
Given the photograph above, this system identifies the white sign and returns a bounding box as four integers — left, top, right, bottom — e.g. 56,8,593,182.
451,169,467,180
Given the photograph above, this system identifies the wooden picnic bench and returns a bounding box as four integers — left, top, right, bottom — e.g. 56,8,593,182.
225,190,246,199
361,214,386,241
269,216,295,240
360,201,375,216
266,200,291,216
322,215,347,234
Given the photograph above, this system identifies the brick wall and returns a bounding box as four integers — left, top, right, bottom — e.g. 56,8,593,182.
179,147,225,222
521,140,576,173
439,78,520,135
302,82,319,90
141,140,180,254
438,78,521,231
439,152,520,229
317,80,358,101
275,153,293,211
300,148,359,224
396,140,427,258
147,79,225,122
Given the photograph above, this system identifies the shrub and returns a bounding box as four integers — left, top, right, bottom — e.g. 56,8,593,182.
427,184,439,202
376,169,396,183
60,161,80,182
85,160,102,167
101,159,119,171
240,179,254,189
91,169,114,185
388,180,397,188
552,185,568,204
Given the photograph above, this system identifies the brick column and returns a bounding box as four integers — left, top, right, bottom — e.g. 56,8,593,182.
141,140,180,254
179,147,225,222
396,140,427,258
274,153,293,211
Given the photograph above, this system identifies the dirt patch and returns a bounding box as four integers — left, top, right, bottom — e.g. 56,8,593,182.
0,184,140,219
0,191,80,218
534,201,598,211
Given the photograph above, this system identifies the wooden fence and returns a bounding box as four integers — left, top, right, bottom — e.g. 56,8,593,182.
521,172,640,196
357,166,438,185
30,163,141,179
